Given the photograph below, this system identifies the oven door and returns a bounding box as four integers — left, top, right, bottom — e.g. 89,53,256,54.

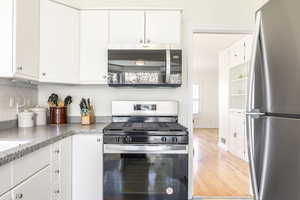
103,145,188,200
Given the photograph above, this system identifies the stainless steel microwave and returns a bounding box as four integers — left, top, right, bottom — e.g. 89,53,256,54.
107,48,182,87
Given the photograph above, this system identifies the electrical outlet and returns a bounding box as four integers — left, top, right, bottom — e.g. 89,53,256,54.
9,97,15,108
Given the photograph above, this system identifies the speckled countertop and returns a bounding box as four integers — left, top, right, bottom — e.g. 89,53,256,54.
0,123,108,167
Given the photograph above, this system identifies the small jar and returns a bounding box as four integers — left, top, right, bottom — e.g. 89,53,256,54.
31,107,47,126
18,110,35,128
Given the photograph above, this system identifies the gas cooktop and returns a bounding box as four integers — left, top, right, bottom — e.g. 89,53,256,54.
103,122,188,135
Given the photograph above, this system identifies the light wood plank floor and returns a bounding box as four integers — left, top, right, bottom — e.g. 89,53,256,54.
193,128,252,197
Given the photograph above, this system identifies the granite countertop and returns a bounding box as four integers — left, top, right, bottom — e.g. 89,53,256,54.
0,123,108,167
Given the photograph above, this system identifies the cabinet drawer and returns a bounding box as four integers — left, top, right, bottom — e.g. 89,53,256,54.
0,191,12,200
51,142,61,162
0,163,12,196
13,146,50,186
12,166,51,200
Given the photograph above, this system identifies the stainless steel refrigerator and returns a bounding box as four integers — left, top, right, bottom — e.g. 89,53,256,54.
247,0,300,199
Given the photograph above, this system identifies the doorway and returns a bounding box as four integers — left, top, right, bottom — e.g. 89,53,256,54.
191,33,253,198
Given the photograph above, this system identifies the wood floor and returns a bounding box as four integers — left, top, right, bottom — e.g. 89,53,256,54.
193,128,252,197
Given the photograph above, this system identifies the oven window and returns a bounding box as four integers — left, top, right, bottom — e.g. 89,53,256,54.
108,50,166,85
104,154,188,200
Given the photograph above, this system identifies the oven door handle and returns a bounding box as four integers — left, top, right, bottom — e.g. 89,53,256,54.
104,144,188,154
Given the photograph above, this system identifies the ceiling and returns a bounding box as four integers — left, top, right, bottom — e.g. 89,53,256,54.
192,33,248,71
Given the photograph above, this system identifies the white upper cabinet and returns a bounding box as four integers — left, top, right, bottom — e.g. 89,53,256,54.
109,10,182,45
109,11,145,44
244,35,253,62
40,0,80,84
80,10,109,84
0,0,39,80
145,11,181,45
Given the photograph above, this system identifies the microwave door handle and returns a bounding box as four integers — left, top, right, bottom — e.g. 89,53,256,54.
166,49,171,83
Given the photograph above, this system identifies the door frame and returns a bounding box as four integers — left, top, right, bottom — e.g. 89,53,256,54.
186,25,254,199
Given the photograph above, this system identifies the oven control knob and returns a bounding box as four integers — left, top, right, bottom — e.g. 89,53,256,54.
116,137,121,143
172,137,178,143
125,136,132,143
161,137,167,143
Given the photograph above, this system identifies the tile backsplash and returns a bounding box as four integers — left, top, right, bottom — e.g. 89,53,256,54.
0,80,38,122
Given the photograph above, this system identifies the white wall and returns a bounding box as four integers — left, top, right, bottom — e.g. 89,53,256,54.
0,80,38,122
192,67,219,128
38,85,189,124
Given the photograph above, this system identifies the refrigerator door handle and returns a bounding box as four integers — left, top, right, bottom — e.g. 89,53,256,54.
247,11,262,200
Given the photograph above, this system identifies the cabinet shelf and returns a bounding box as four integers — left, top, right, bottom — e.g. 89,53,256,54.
231,77,248,83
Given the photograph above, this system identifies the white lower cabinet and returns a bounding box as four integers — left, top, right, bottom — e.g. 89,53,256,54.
0,192,12,200
0,163,12,196
72,135,103,200
229,112,247,161
12,166,51,200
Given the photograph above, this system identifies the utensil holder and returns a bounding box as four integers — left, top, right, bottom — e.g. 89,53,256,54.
50,107,68,124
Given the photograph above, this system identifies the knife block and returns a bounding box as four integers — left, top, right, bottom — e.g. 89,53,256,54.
81,106,95,125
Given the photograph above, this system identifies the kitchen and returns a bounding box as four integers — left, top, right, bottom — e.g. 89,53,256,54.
0,0,296,200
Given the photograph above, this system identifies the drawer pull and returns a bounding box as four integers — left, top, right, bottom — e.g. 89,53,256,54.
15,194,23,199
54,149,60,154
54,190,60,194
55,169,60,174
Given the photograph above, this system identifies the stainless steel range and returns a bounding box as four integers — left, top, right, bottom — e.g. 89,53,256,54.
103,101,188,200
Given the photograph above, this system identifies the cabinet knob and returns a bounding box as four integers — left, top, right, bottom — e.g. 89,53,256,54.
234,132,237,138
54,149,60,154
17,66,23,71
54,190,60,194
97,138,101,142
102,75,107,79
55,169,60,174
147,39,151,44
15,194,23,199
42,73,46,76
139,39,144,44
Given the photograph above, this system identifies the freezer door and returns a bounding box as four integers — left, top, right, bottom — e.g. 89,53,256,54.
247,116,300,200
258,0,300,114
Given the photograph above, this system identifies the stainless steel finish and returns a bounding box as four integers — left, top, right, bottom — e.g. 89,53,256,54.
111,101,179,117
166,49,171,83
247,0,300,199
104,144,188,154
258,0,300,115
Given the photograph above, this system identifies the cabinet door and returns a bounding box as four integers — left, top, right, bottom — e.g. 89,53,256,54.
14,0,39,80
40,0,79,84
0,192,12,200
80,10,109,84
72,135,103,200
230,40,245,67
0,0,13,77
109,11,145,44
145,11,181,45
59,137,72,200
12,166,51,200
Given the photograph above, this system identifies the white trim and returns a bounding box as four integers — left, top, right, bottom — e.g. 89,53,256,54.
187,25,254,199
